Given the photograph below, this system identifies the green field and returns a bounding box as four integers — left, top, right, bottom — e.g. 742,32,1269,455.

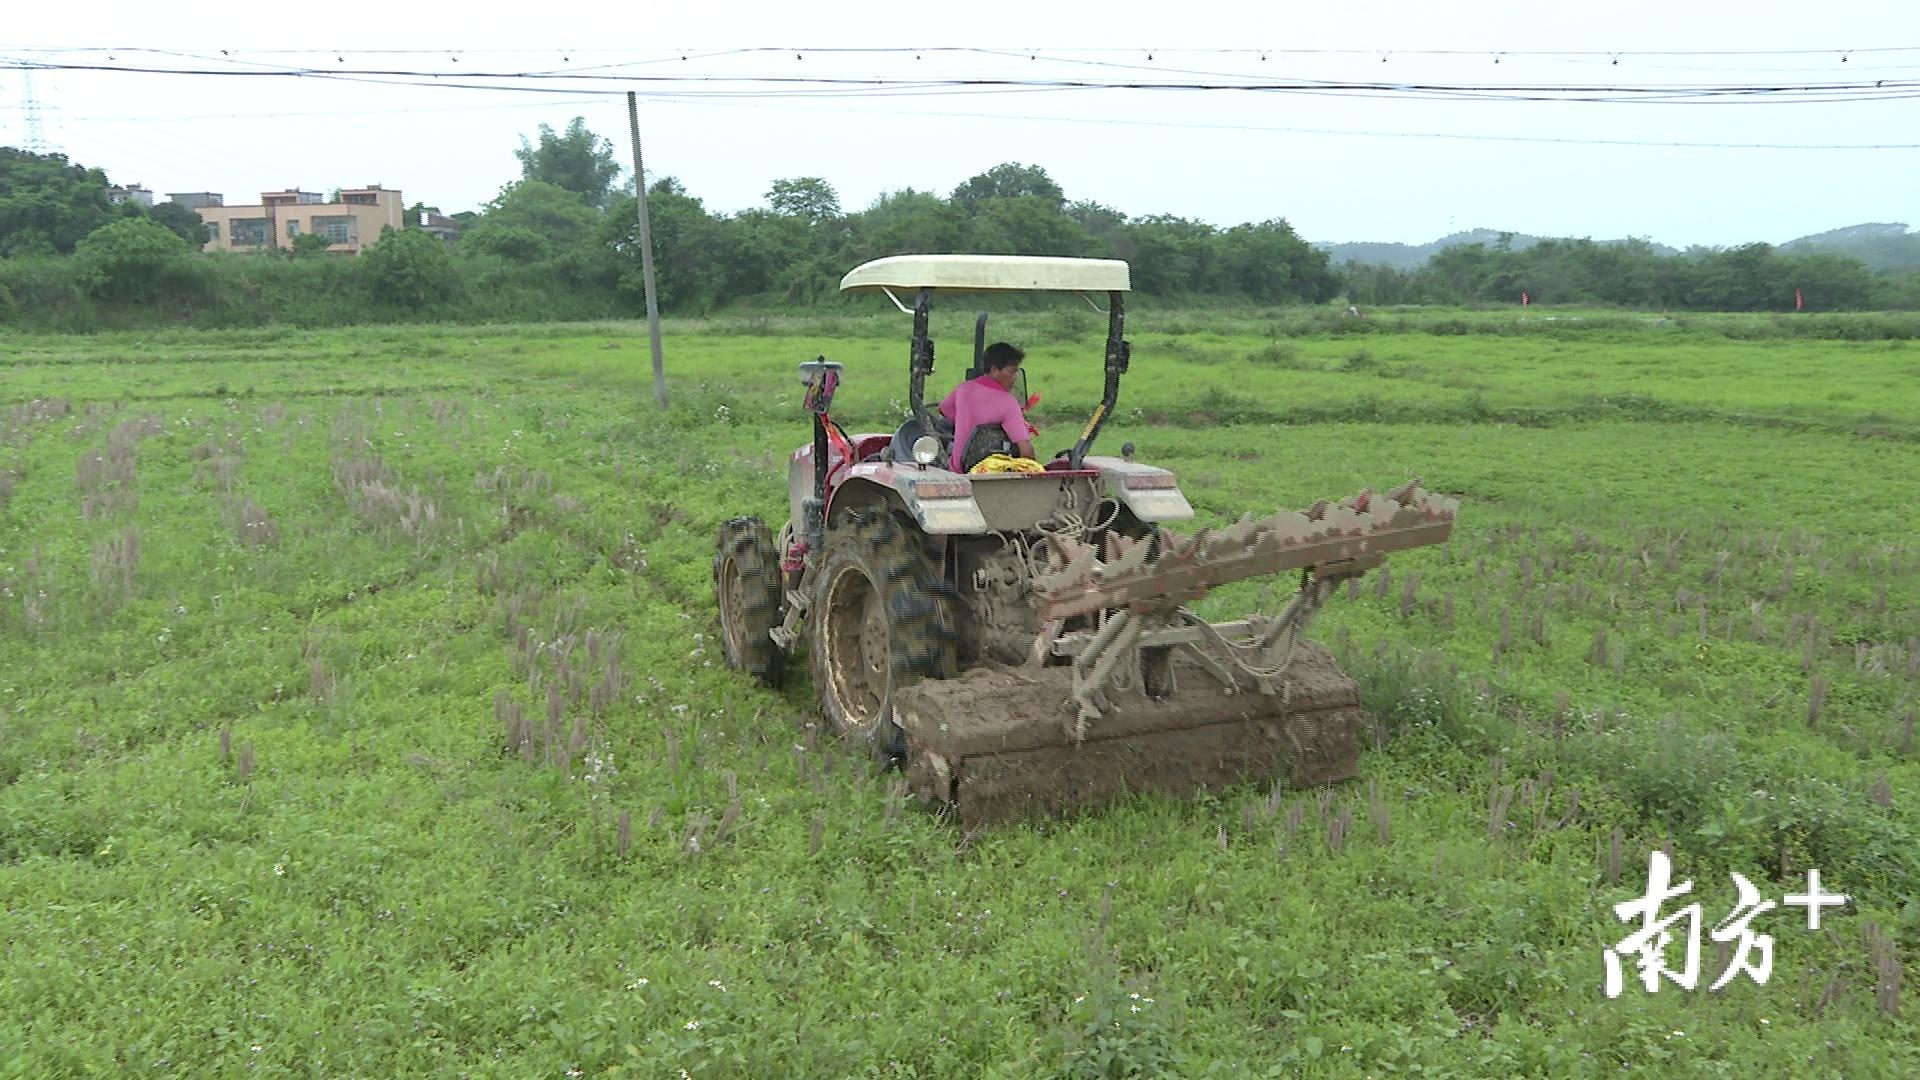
2,309,1916,1077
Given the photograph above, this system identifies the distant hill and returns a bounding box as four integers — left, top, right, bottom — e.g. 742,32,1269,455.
1316,223,1920,273
1779,222,1920,273
1314,229,1680,269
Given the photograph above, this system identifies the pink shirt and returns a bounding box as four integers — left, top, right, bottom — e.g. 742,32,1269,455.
938,375,1032,472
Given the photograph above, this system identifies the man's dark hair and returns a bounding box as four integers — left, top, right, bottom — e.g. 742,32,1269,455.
982,341,1025,371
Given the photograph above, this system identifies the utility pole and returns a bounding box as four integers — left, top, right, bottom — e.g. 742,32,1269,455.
625,91,667,409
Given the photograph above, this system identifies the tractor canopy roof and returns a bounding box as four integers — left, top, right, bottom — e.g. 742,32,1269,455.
839,254,1130,295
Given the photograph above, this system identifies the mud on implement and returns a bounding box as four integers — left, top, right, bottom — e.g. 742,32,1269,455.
713,255,1460,825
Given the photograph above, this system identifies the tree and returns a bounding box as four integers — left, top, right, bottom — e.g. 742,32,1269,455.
460,180,593,263
513,118,621,208
601,177,733,312
145,201,209,247
1111,215,1217,295
0,147,117,256
967,195,1092,256
721,208,810,297
73,217,190,301
288,232,334,258
950,163,1066,212
1216,218,1338,304
847,189,968,260
767,177,841,225
403,201,445,229
359,226,459,309
461,224,551,262
1067,199,1128,243
472,180,599,254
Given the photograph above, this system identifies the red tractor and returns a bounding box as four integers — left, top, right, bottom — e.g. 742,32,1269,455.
715,255,1458,823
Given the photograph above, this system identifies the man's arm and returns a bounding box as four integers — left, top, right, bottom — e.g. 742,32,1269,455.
996,401,1038,461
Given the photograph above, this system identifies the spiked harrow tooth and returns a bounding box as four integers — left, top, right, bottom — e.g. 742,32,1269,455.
1100,533,1158,579
1043,535,1096,575
1366,497,1403,527
1307,498,1331,521
1220,512,1263,549
1319,505,1367,536
1037,547,1100,595
1263,511,1317,545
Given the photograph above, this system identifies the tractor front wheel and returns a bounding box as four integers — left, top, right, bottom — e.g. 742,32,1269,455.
810,509,958,763
714,516,787,686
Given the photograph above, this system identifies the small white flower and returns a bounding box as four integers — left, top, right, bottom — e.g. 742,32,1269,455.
684,1019,700,1031
1129,1004,1140,1013
626,977,649,990
251,1045,262,1053
273,863,285,877
708,980,725,990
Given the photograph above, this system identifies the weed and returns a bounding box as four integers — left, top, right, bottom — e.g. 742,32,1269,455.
222,496,280,548
1246,341,1313,369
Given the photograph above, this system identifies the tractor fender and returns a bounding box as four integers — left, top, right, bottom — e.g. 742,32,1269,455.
829,467,989,535
1084,455,1196,523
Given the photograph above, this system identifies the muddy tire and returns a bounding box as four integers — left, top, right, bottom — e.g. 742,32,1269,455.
713,516,787,687
810,508,958,764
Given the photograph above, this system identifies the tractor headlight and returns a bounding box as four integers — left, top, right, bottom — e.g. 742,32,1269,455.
911,435,941,466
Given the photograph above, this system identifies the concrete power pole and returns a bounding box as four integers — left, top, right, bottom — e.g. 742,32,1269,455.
625,91,668,409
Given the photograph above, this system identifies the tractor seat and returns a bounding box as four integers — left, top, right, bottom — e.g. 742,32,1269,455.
889,414,1019,473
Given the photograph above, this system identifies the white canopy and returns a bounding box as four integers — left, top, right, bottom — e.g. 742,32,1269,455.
839,254,1131,295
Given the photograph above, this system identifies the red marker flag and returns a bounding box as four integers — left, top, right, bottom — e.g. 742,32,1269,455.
1795,288,1804,311
1521,290,1530,307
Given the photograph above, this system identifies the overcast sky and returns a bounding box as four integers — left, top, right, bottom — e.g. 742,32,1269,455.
4,1,1915,248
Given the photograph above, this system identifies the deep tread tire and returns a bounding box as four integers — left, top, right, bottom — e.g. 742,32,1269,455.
713,517,787,687
810,508,959,765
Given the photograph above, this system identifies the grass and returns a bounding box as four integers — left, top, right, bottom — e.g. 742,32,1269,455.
1,307,1916,1077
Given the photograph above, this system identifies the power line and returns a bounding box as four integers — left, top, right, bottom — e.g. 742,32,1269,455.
640,94,1920,151
9,43,1920,59
8,56,1920,104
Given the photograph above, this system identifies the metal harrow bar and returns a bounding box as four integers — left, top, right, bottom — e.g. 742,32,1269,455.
1036,480,1459,740
1036,480,1459,623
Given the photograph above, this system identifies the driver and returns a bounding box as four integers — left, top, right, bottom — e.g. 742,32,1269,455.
937,341,1036,472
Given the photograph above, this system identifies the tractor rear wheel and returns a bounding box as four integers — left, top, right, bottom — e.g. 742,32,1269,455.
811,509,958,763
713,516,787,687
